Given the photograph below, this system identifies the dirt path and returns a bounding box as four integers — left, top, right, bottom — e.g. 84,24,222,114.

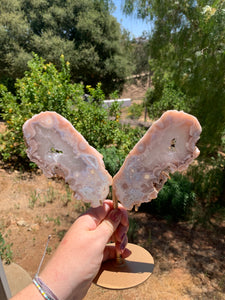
120,75,151,101
0,169,224,299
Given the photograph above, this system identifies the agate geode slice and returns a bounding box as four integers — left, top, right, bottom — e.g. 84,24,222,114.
23,110,201,210
113,110,202,210
23,111,112,207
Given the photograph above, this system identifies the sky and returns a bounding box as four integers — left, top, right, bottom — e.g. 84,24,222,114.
111,0,152,38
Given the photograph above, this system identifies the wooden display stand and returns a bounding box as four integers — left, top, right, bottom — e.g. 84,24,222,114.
94,191,154,290
94,243,154,289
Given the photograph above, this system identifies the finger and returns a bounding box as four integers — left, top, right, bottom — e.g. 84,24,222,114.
87,200,114,223
95,209,122,245
103,245,131,262
77,200,113,230
117,204,129,227
116,234,128,255
114,224,129,243
104,206,129,243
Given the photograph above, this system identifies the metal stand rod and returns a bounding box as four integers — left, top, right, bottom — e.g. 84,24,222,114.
112,187,123,264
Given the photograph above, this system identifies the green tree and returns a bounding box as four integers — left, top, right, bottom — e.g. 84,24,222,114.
0,0,133,94
0,54,84,165
0,0,33,80
123,0,225,155
131,34,150,75
123,0,225,222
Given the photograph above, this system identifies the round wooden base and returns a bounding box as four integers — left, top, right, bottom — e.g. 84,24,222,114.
93,243,154,290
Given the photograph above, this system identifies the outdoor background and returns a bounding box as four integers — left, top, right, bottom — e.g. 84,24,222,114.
0,0,224,299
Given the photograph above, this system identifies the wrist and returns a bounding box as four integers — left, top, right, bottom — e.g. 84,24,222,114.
11,282,44,300
40,264,91,300
33,275,59,300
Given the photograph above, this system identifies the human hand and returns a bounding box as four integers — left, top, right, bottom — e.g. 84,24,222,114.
39,200,130,300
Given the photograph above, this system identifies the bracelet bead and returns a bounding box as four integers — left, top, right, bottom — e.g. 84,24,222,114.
33,276,59,300
33,278,52,300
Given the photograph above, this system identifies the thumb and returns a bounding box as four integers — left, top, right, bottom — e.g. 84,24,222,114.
95,209,122,245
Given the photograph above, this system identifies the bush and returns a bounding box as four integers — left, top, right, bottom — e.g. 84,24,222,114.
188,154,225,224
99,125,146,176
116,125,146,158
146,80,192,119
142,173,196,222
99,146,125,177
0,54,84,167
127,217,139,243
86,83,105,104
128,103,143,119
108,101,122,121
0,54,145,170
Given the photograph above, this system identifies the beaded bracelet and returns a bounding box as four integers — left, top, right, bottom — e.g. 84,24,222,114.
33,276,59,300
33,277,52,300
33,235,60,300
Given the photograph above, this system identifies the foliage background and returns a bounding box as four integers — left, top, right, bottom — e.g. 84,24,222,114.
0,0,133,94
123,0,225,222
0,0,225,224
0,54,145,175
124,0,225,155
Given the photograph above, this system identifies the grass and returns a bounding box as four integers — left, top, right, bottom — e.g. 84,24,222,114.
61,184,73,206
28,190,39,209
0,233,13,264
45,215,61,226
45,186,58,203
28,185,72,208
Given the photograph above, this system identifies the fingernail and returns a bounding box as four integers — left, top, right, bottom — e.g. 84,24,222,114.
120,243,126,251
120,232,126,242
120,236,127,252
109,209,121,223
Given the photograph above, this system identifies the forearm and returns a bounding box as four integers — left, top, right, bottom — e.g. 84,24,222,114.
39,250,91,300
11,265,87,300
11,283,43,300
11,202,129,300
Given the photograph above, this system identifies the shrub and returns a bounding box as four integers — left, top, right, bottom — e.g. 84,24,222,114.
99,124,146,176
142,173,196,222
86,83,105,104
127,217,139,243
188,154,225,224
99,146,125,177
0,54,84,167
0,54,145,170
109,90,119,100
146,80,192,119
108,101,122,121
128,103,143,120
